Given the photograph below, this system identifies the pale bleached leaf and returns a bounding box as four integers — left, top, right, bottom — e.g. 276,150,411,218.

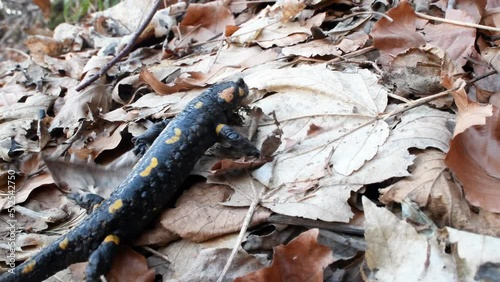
363,197,457,281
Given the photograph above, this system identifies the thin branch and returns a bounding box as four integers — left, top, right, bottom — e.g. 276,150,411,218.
331,11,393,22
217,176,264,282
415,11,500,32
142,246,171,263
382,69,498,120
75,0,163,92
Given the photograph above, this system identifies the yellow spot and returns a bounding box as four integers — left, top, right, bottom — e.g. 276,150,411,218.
104,235,120,245
108,199,123,214
59,238,69,250
238,88,246,96
22,260,36,274
194,101,203,109
219,87,235,103
216,124,226,135
165,128,182,144
140,157,158,177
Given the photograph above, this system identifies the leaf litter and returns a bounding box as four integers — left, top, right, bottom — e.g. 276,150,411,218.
1,0,500,281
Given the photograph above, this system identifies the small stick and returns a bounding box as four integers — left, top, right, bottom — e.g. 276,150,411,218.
382,69,497,120
75,0,163,91
142,246,172,263
331,11,394,22
217,176,264,282
415,11,500,32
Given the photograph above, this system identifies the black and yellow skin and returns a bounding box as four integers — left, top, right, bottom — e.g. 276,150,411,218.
0,79,259,282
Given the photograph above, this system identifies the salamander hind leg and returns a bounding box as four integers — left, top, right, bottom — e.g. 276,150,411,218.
85,234,121,282
216,124,260,157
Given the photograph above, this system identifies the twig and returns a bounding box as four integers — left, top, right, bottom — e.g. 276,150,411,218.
75,0,163,92
381,69,497,120
142,246,171,263
217,176,264,282
3,47,31,60
331,11,393,22
381,90,450,120
415,11,500,32
326,46,376,64
469,69,497,83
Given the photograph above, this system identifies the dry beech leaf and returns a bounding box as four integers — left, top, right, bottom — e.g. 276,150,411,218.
44,150,137,198
33,0,51,18
383,47,444,99
0,94,56,161
445,106,500,213
366,200,500,280
107,246,155,282
219,65,454,222
157,182,270,242
230,6,324,47
235,228,334,282
25,35,64,66
282,32,368,57
175,45,279,85
423,9,476,67
427,170,500,237
363,197,457,281
170,1,235,49
49,76,111,132
0,173,54,209
138,68,206,95
91,0,158,35
211,157,269,176
443,77,492,136
445,227,500,281
370,1,426,65
481,47,500,74
433,0,486,23
246,64,389,176
380,149,448,206
177,248,264,281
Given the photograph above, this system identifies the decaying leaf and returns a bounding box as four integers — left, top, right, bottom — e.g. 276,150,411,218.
157,182,270,242
370,1,426,65
380,149,448,206
445,106,500,213
107,246,155,282
235,228,334,282
363,197,457,281
423,9,476,67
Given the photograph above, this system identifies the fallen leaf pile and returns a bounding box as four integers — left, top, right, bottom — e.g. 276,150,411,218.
0,0,499,281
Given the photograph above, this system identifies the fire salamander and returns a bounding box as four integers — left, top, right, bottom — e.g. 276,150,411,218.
1,79,259,282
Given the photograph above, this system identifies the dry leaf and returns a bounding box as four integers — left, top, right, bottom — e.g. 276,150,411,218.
423,9,476,67
49,77,111,132
170,1,235,49
235,228,334,282
370,1,426,65
158,182,270,242
363,197,457,281
177,248,264,281
380,150,448,206
107,246,155,282
445,106,500,213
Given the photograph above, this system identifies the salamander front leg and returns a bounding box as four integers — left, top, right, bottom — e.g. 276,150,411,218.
85,234,121,282
69,193,105,214
133,119,171,156
216,124,260,157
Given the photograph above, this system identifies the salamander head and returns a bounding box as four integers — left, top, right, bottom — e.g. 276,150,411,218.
213,78,249,109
